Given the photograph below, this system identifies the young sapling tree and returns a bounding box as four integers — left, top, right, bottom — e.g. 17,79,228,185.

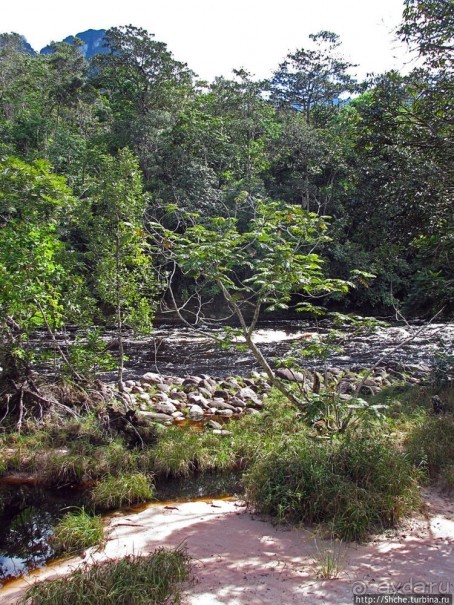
151,199,350,409
86,149,159,390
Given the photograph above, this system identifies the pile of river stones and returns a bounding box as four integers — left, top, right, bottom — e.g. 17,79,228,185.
117,365,428,428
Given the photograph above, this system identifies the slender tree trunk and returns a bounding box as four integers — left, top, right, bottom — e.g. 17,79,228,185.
115,229,124,392
216,279,306,410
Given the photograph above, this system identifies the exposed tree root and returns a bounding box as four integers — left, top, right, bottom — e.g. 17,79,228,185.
0,376,117,430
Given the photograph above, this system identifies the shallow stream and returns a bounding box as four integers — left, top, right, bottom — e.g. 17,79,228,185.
30,319,454,379
0,473,240,586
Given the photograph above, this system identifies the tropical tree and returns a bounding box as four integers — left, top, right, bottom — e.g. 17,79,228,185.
151,199,349,408
92,25,194,184
153,70,280,218
0,156,90,426
398,0,454,68
326,67,453,313
85,149,159,389
269,31,358,125
265,111,348,214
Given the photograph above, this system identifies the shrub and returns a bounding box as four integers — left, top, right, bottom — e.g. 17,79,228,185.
244,432,420,541
52,508,104,555
405,415,454,480
19,546,191,605
440,465,454,495
91,472,154,511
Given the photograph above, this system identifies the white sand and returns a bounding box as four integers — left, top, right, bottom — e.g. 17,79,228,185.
1,489,453,605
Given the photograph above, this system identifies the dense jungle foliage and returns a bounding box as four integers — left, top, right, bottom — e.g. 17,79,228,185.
0,0,452,385
0,4,453,567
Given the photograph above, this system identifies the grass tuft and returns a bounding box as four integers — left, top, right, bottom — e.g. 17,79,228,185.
244,431,421,542
52,507,104,555
91,472,154,511
313,538,346,579
405,415,454,481
19,546,191,605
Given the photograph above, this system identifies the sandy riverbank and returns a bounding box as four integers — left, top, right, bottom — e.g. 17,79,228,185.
1,489,453,605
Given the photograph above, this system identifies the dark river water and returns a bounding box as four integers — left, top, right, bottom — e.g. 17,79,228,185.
126,321,453,378
29,319,454,380
0,484,86,585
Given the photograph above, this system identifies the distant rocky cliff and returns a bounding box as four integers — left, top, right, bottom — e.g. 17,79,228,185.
40,29,107,58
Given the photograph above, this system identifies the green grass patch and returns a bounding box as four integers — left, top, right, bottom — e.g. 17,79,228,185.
440,464,454,495
19,546,191,605
52,507,104,555
244,431,421,542
148,426,234,477
91,472,154,511
405,415,454,482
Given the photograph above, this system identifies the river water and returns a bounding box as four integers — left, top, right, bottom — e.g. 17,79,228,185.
114,319,453,379
28,319,454,380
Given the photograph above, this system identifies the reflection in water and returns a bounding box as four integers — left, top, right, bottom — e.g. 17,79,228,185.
0,472,241,585
0,507,54,582
0,486,84,585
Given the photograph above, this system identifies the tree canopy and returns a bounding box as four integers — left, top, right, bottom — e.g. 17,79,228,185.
0,2,452,390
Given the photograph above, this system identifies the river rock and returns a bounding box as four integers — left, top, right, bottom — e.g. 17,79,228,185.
214,389,230,399
137,410,173,423
156,383,171,393
259,380,272,391
222,378,241,389
338,380,355,394
209,399,235,411
237,387,262,405
275,368,306,383
207,420,223,430
212,429,232,435
330,367,344,376
157,392,170,402
132,385,145,394
359,384,380,395
168,399,185,410
217,409,234,417
142,372,162,384
183,377,201,386
203,377,218,389
188,404,204,417
230,397,247,408
155,401,177,414
188,393,209,407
